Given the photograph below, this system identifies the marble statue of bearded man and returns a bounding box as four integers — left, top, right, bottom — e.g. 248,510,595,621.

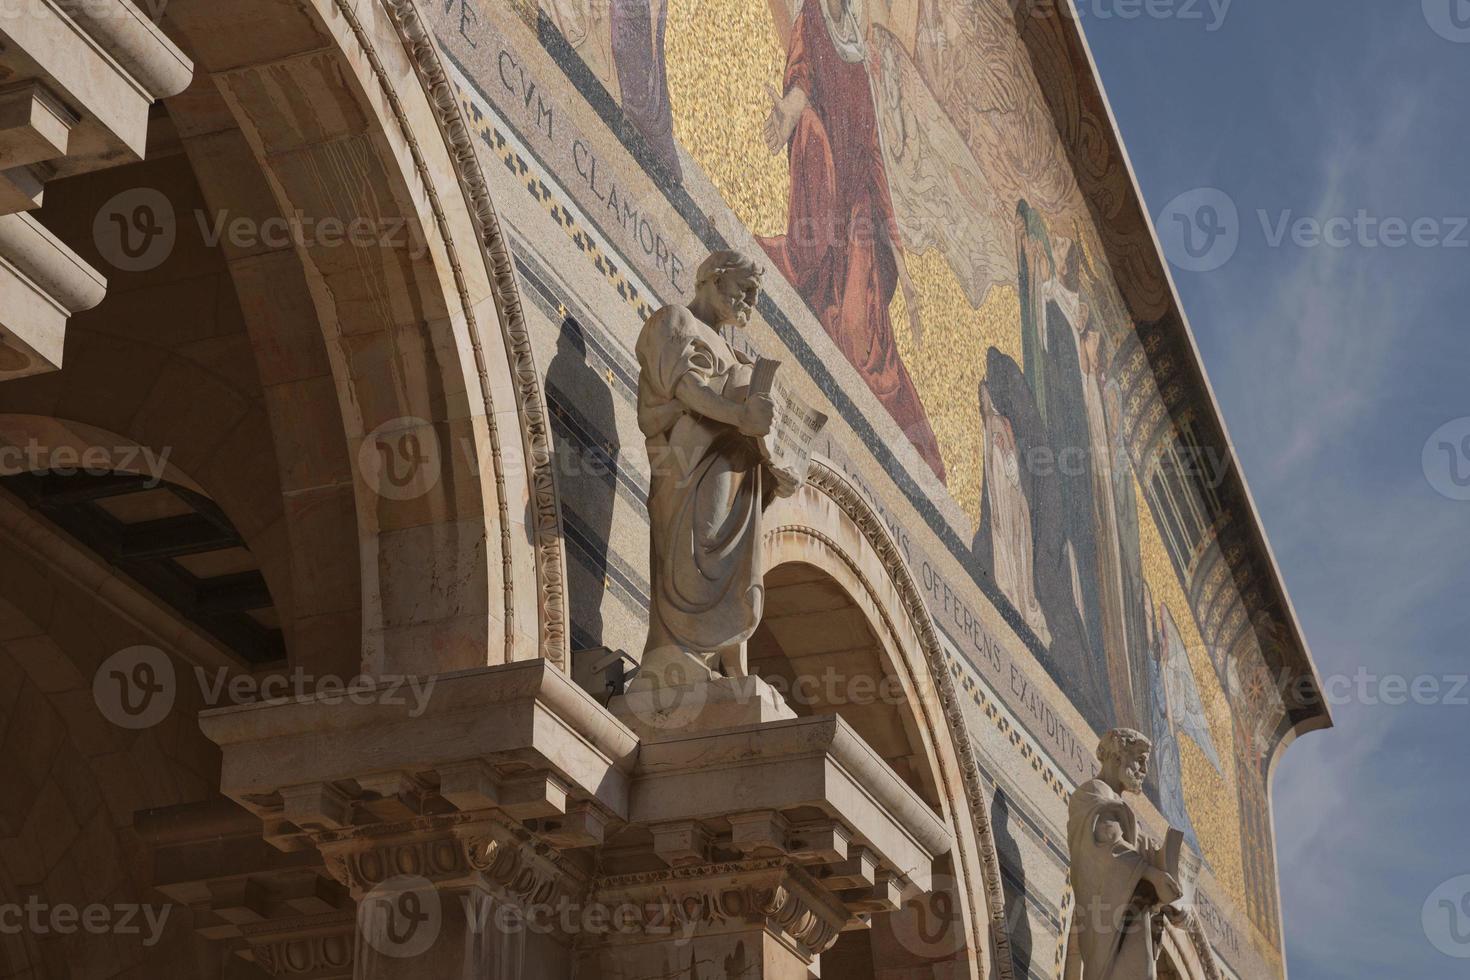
635,249,798,687
1064,728,1184,980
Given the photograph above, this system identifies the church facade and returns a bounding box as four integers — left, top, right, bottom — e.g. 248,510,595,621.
0,1,1329,978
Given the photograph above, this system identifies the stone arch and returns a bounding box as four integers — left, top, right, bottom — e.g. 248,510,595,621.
155,0,568,676
758,458,1015,980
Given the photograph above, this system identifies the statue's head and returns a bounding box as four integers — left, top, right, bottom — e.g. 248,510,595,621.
694,250,763,329
1097,728,1152,795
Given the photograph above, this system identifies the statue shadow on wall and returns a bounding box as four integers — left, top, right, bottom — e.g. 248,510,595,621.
990,791,1033,977
546,313,620,651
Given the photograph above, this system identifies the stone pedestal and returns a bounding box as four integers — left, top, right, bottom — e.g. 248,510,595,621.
611,673,797,739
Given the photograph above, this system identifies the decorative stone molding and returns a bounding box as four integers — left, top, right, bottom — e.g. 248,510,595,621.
51,0,195,126
0,0,192,186
199,660,634,907
137,798,357,978
591,859,849,962
337,0,568,666
240,913,356,979
315,815,584,909
631,715,950,898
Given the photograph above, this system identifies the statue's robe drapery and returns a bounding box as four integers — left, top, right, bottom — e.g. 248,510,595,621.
636,308,765,660
757,0,947,482
1064,779,1163,980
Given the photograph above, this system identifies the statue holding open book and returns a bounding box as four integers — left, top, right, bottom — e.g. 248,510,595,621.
1065,728,1203,980
633,248,827,689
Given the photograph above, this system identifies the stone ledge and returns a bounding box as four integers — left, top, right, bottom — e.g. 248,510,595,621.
0,0,194,173
56,0,195,103
630,714,952,895
0,211,105,378
199,660,639,827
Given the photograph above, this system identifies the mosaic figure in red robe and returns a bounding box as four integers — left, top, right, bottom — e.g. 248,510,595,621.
758,0,946,481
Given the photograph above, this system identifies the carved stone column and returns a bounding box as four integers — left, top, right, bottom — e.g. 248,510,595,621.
317,817,580,980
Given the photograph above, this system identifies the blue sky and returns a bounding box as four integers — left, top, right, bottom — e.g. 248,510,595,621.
1081,2,1470,977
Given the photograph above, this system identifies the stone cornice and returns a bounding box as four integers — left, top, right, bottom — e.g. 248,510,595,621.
634,714,952,880
591,859,849,961
0,213,106,314
199,660,636,821
55,0,194,99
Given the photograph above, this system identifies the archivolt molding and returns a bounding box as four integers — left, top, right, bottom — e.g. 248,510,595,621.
330,0,568,667
1185,918,1225,980
772,458,1016,980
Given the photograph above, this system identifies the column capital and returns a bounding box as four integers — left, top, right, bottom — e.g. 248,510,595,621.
593,858,850,962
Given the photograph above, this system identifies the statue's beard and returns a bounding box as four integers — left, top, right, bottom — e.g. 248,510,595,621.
1123,768,1145,793
726,301,752,327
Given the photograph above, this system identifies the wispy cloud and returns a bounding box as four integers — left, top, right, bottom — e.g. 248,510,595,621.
1200,40,1470,980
